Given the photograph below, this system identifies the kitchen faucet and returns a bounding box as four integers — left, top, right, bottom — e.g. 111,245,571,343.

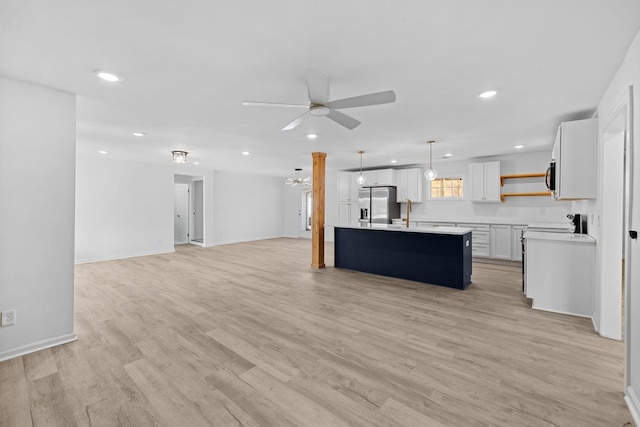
405,199,412,228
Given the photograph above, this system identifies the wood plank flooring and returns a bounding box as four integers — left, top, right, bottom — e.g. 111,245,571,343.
0,238,633,426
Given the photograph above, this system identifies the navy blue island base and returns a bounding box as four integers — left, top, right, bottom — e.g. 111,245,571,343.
334,226,473,290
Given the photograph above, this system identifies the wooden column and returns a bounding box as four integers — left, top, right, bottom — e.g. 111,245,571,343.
311,152,326,269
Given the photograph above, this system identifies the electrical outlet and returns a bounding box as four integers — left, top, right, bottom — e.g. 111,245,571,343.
1,310,16,327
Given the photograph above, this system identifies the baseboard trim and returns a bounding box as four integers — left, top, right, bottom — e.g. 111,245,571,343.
625,386,640,426
0,333,77,362
530,304,592,319
591,312,600,334
74,248,175,264
213,235,287,246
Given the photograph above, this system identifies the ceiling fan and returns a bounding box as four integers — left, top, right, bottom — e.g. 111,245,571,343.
242,69,396,131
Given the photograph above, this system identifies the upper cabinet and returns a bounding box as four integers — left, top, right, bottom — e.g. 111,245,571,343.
363,169,396,186
552,118,596,200
469,161,501,202
337,172,359,202
396,168,424,203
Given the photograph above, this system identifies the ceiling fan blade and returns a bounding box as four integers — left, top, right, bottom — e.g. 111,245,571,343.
282,111,310,131
305,69,330,105
326,109,361,130
242,101,308,108
326,90,396,110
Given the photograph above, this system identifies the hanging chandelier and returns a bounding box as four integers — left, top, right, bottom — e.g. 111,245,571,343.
424,141,438,181
172,150,188,164
285,168,311,186
356,150,367,185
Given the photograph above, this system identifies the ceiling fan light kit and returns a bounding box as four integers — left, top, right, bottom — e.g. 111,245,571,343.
424,140,438,181
243,69,396,131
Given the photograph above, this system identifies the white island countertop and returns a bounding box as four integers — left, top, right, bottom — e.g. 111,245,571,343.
332,223,473,236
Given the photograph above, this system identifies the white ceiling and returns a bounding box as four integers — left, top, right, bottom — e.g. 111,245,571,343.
2,0,640,177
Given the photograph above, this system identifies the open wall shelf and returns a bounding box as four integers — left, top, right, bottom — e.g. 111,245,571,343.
500,172,550,202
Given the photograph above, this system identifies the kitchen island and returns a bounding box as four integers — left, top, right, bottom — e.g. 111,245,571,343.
334,224,473,289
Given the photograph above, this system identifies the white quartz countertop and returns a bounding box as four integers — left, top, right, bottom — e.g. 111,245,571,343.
333,224,473,235
524,231,596,243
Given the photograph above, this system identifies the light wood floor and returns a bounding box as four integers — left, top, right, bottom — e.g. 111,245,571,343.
0,238,633,426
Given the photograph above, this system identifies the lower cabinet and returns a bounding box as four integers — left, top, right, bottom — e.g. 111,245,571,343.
511,226,525,261
337,202,358,226
490,225,512,260
457,224,490,257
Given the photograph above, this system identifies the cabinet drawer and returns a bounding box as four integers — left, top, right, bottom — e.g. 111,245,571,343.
472,244,490,257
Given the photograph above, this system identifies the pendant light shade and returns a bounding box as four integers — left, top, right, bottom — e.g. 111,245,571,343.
172,150,188,164
424,141,437,181
356,150,367,185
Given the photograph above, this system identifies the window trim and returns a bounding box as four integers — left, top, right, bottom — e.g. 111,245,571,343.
426,173,467,201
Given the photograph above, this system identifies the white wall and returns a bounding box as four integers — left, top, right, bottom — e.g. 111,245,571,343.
406,151,572,221
75,157,175,262
212,171,284,245
585,28,640,423
0,77,77,361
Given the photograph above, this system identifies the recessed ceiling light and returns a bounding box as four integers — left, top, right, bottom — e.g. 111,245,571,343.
443,153,453,158
514,144,524,149
478,90,497,99
99,150,108,154
132,132,145,137
242,151,251,156
193,162,200,165
390,159,398,164
307,133,317,140
94,70,121,82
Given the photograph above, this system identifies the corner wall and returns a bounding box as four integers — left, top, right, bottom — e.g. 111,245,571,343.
0,76,77,360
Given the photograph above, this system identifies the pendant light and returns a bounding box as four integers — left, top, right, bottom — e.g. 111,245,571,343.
424,140,438,181
356,150,367,185
172,150,188,164
285,168,311,186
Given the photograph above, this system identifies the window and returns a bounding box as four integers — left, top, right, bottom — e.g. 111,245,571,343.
429,176,465,199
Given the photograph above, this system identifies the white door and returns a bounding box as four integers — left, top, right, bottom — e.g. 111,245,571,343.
174,183,189,244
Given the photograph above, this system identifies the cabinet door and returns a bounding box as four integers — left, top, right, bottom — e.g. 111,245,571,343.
395,169,408,202
337,173,352,202
469,163,486,201
337,203,354,226
490,225,512,259
484,161,501,202
406,168,423,202
375,169,395,186
512,226,525,261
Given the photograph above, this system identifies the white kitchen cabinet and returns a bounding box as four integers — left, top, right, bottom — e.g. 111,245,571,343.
511,226,525,261
337,172,359,202
469,161,501,202
363,169,396,186
457,223,490,257
552,118,596,200
524,231,595,317
490,225,512,260
395,168,423,203
337,202,358,226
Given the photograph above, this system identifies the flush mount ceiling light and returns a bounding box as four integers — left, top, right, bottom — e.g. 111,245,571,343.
356,150,367,185
514,144,524,149
307,133,318,140
132,132,145,137
242,151,251,156
443,153,453,158
478,90,497,99
285,168,311,186
193,162,200,165
390,159,398,164
94,70,122,82
172,150,188,164
424,140,438,181
99,150,108,154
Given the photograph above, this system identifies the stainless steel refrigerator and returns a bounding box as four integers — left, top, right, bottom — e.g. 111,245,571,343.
358,186,400,226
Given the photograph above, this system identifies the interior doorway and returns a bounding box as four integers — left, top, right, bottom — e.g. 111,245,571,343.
599,87,632,343
174,174,205,246
299,189,312,239
174,183,190,245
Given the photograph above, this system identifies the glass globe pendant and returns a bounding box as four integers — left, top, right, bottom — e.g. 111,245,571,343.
424,141,437,181
356,150,367,185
